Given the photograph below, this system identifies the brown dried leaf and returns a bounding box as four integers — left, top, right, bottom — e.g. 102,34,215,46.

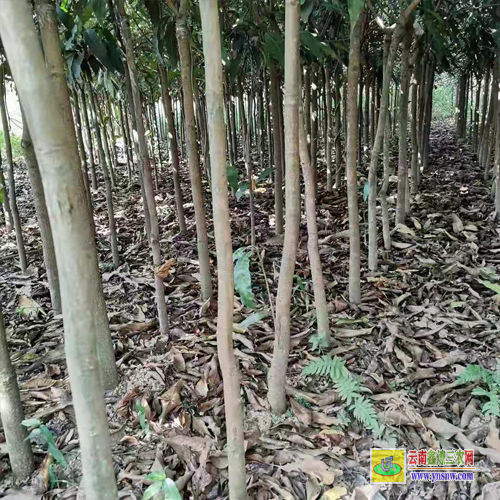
422,415,462,440
154,258,176,279
282,459,341,485
289,398,312,426
159,380,184,421
116,386,140,418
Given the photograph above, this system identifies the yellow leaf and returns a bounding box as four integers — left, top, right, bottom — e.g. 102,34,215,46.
322,486,348,499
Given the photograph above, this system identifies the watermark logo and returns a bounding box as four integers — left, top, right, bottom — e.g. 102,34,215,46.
371,448,475,484
371,449,406,484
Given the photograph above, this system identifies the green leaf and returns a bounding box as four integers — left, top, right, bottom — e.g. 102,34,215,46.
162,478,182,500
238,310,269,331
348,0,364,25
233,247,249,262
0,186,3,204
264,33,284,67
257,167,274,183
22,418,41,428
234,250,254,309
91,0,108,22
478,279,500,295
145,0,161,26
48,443,68,467
146,470,166,482
39,425,56,447
142,480,163,500
363,182,370,202
227,164,239,193
300,31,338,62
85,29,109,67
235,182,250,202
300,0,314,23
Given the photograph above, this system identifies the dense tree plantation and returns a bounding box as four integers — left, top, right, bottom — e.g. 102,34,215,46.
3,0,500,498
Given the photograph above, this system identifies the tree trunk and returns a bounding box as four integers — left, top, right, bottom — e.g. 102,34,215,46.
364,73,370,147
334,69,343,188
410,40,422,195
495,60,500,218
346,8,364,303
116,0,170,334
268,0,301,415
159,64,187,234
479,67,491,153
175,0,213,301
325,66,333,192
0,307,35,481
21,111,61,312
395,25,412,225
119,100,133,183
199,3,247,497
0,3,119,497
473,75,481,152
79,87,98,190
270,61,284,235
88,86,121,269
0,155,13,232
380,36,392,252
72,89,91,206
33,0,118,390
457,74,467,138
422,59,435,172
298,81,330,346
0,70,27,274
238,79,256,247
310,63,318,183
304,66,311,154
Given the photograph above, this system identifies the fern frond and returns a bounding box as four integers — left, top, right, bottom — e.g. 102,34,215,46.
350,396,379,432
458,364,484,384
335,377,361,405
301,355,334,377
483,393,500,417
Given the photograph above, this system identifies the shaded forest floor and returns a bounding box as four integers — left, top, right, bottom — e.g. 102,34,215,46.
2,122,500,499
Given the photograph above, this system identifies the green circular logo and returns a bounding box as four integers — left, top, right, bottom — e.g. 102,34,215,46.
373,463,403,477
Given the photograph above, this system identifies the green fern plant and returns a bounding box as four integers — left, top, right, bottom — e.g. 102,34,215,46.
458,364,500,417
302,355,383,436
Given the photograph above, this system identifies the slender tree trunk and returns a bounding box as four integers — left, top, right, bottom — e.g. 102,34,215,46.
0,3,119,498
358,70,364,163
346,8,364,302
299,84,330,346
88,87,121,269
479,68,491,153
304,66,311,154
0,70,27,274
199,3,247,497
395,25,412,225
80,87,98,190
159,64,187,234
268,0,301,415
325,66,333,192
334,69,343,188
175,0,213,301
0,155,13,232
257,82,264,170
238,80,256,247
380,36,392,251
21,111,61,312
422,59,435,172
116,0,169,334
270,61,284,235
310,63,318,184
0,308,35,481
495,61,500,218
364,73,370,147
119,100,133,183
34,0,118,389
72,89,91,206
410,42,422,195
265,74,273,171
473,75,481,152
